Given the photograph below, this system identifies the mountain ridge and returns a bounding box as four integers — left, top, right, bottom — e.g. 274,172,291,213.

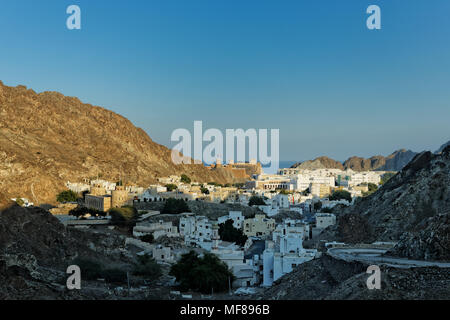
291,149,418,172
0,81,236,207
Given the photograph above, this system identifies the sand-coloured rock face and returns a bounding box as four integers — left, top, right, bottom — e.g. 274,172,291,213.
0,81,236,206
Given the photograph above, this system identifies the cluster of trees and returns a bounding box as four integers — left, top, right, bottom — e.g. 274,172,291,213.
170,251,234,293
56,190,79,203
108,206,139,228
132,254,162,281
362,183,379,197
69,206,106,219
248,195,266,206
161,198,191,214
200,186,210,194
70,258,127,284
218,220,248,246
329,190,352,202
180,174,191,184
313,201,322,211
207,182,232,188
139,234,154,243
165,184,178,192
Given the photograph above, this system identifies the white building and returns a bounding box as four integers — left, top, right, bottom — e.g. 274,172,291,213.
217,211,244,229
262,222,317,286
315,213,336,229
133,220,179,239
152,245,174,263
180,215,214,247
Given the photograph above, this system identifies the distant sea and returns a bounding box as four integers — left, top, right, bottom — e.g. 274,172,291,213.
261,160,299,174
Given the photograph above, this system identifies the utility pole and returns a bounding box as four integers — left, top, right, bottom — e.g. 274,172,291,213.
127,271,130,296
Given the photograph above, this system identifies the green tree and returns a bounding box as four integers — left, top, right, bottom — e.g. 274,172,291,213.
248,195,266,206
329,190,352,202
322,207,333,213
200,186,210,194
108,206,139,227
170,251,234,293
161,198,191,214
313,201,322,211
133,254,162,281
218,220,248,246
140,234,154,243
103,268,127,283
69,206,106,219
165,184,178,192
368,183,378,192
56,190,78,203
180,174,191,184
70,258,103,281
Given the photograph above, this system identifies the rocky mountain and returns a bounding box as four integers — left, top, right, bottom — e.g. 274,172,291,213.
343,155,386,171
0,81,237,207
254,254,450,300
0,205,127,299
320,146,450,261
436,140,450,154
379,149,418,171
291,149,417,172
291,156,344,170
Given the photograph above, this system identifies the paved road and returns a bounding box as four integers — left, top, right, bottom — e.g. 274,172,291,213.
327,247,450,269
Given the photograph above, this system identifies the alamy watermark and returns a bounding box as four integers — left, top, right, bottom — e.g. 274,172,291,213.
66,5,81,30
366,265,381,290
170,121,280,173
66,265,81,290
367,5,381,30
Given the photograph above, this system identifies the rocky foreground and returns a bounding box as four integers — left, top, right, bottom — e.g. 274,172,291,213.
254,254,450,300
0,204,170,299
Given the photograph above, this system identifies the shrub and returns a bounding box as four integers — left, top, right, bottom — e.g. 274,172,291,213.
108,206,139,227
57,190,78,203
200,186,210,194
329,190,352,202
368,183,378,192
170,251,234,293
70,258,103,281
69,206,106,219
248,196,265,206
180,174,191,184
103,268,127,283
133,254,162,281
165,184,178,192
162,198,191,214
140,234,154,243
70,258,128,284
218,220,248,246
314,201,322,211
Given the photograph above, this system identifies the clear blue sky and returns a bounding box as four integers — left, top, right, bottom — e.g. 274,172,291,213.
1,0,449,161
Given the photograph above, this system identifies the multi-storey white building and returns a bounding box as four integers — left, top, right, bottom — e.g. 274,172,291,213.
217,211,244,229
179,215,214,247
262,228,317,286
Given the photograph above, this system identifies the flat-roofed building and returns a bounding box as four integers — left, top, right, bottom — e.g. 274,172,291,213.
85,194,111,212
